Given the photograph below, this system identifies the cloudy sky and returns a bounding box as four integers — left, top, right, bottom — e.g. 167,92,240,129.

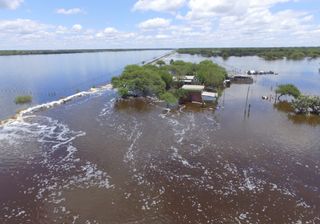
0,0,319,49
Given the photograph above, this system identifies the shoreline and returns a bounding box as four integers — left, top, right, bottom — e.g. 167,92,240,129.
0,48,175,57
0,84,113,127
0,50,173,126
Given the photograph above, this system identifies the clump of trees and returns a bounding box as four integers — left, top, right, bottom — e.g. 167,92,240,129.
15,95,32,104
170,60,196,77
112,60,227,105
276,84,301,100
111,65,167,98
292,95,320,115
196,60,227,87
274,84,320,116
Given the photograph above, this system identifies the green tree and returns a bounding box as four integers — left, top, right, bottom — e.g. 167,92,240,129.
160,92,178,105
276,84,301,100
287,51,305,60
170,60,195,77
111,65,166,97
160,72,173,90
195,60,227,87
156,60,166,66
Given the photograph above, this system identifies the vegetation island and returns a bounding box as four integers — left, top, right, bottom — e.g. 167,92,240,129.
275,84,320,115
15,95,32,104
111,60,227,107
177,47,320,60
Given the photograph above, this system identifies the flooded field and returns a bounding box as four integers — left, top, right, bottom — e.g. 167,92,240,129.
0,50,169,120
0,55,320,223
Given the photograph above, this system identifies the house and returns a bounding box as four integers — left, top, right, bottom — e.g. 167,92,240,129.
173,75,196,84
181,85,205,102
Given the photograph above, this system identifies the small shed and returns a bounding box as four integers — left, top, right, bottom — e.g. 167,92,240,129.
202,91,218,102
181,85,205,102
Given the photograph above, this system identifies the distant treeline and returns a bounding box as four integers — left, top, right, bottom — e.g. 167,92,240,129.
177,47,320,60
0,48,174,56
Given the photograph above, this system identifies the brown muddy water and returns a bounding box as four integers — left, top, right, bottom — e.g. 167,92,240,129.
0,56,320,224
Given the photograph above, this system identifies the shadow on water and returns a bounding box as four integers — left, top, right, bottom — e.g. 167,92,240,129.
114,98,155,113
288,114,320,126
114,97,218,114
273,101,294,113
274,101,320,126
181,102,218,113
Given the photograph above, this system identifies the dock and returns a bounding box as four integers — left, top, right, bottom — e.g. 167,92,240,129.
230,74,254,84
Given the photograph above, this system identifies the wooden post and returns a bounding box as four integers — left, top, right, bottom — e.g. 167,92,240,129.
244,86,250,119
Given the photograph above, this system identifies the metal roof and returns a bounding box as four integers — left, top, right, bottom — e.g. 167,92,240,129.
181,85,205,91
202,91,218,97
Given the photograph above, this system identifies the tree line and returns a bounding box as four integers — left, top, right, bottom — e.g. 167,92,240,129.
177,47,320,60
0,48,174,56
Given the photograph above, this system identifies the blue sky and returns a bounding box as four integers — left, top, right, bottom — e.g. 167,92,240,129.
0,0,319,49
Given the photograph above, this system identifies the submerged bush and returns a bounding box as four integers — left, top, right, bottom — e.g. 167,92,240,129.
160,92,178,105
172,88,188,99
292,95,320,115
15,95,32,104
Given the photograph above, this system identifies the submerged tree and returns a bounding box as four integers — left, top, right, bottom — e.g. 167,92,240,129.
292,95,320,115
276,84,301,100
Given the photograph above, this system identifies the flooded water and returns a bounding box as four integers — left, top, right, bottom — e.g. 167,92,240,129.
0,54,320,223
0,50,169,120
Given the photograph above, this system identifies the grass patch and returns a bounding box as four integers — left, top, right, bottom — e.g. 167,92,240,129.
160,92,178,105
15,95,32,104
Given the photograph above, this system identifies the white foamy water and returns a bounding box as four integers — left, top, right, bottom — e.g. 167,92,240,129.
0,113,113,223
2,89,318,223
0,84,113,127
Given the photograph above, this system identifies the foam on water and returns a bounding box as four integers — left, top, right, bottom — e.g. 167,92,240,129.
0,112,113,223
55,96,319,223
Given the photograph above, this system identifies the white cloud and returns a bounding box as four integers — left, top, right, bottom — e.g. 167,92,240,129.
138,18,171,29
1,0,320,50
133,0,185,12
104,27,118,34
56,8,85,15
0,19,140,49
185,0,248,19
0,19,49,35
155,34,170,39
0,0,23,10
182,0,293,20
72,24,83,31
96,27,136,41
56,25,68,34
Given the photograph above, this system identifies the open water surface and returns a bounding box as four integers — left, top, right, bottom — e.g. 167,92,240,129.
0,53,320,223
